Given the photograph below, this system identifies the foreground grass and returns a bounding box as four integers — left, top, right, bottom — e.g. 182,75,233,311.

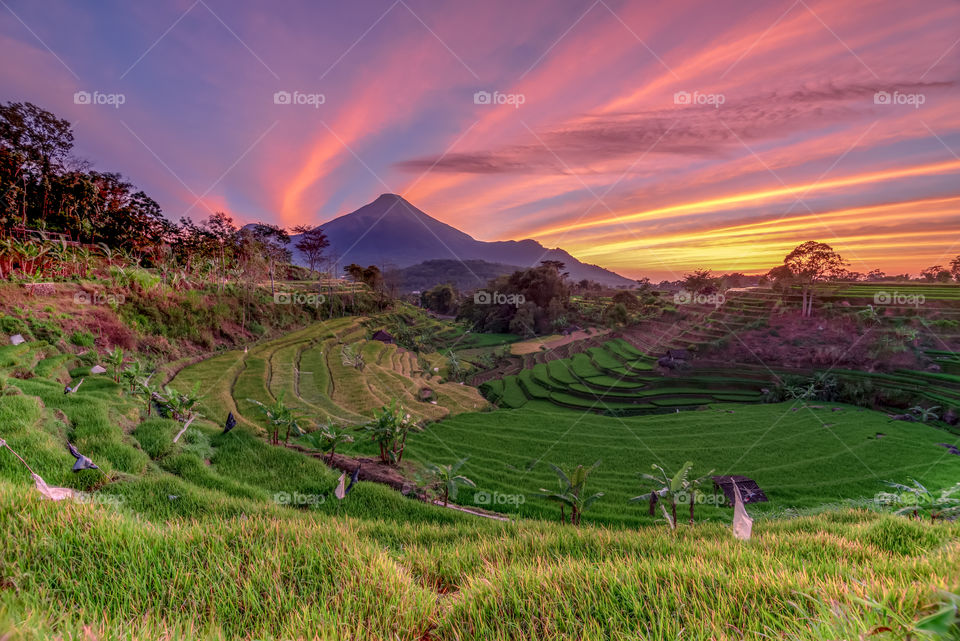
1,480,957,640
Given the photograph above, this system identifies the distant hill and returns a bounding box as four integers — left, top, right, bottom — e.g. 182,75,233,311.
391,259,525,292
290,194,634,287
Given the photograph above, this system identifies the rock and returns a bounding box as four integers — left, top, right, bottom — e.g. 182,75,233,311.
944,409,959,426
90,365,108,374
927,364,942,373
10,334,25,345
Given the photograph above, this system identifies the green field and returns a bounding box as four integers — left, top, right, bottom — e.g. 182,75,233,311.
481,338,768,412
170,317,488,429
1,322,959,639
397,400,960,526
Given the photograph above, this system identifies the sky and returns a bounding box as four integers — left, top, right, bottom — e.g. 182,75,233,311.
1,0,958,280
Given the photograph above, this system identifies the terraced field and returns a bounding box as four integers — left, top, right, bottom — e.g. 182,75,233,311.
481,338,770,413
170,317,488,430
1,317,959,639
403,400,960,526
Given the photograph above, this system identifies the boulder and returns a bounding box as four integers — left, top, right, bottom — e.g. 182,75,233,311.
10,334,25,345
90,365,108,374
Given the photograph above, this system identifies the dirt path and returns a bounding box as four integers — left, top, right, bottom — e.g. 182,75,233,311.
510,329,610,355
286,445,511,521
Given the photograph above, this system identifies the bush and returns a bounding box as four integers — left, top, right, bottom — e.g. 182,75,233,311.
69,330,95,347
0,315,29,337
28,319,62,343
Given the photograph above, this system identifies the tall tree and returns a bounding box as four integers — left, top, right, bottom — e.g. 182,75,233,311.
771,241,847,318
0,102,74,224
249,223,290,294
291,225,329,274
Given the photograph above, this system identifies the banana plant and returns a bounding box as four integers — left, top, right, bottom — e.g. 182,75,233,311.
630,461,713,529
122,359,147,392
302,425,354,461
247,392,304,445
537,460,604,526
421,457,476,507
357,399,417,463
134,374,160,416
160,383,203,423
878,479,960,520
909,405,940,423
105,346,126,383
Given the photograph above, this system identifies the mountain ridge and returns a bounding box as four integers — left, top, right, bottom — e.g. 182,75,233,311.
291,194,634,287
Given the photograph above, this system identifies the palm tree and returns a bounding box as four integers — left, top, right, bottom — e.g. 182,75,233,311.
537,461,604,526
247,393,304,445
423,457,476,507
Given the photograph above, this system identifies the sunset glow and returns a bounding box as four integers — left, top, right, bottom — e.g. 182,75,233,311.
1,0,957,278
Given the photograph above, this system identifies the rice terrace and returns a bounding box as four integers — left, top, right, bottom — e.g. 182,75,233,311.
1,1,960,640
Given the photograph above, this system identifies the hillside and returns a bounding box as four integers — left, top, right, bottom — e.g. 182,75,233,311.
0,335,957,639
391,258,525,292
291,194,635,287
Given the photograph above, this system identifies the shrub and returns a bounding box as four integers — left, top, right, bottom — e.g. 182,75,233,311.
69,330,96,347
0,315,29,337
28,319,62,343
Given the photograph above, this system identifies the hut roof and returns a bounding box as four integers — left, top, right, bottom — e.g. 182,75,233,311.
371,330,394,343
711,475,768,504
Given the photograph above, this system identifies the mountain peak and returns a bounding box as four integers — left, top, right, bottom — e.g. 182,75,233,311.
294,195,633,286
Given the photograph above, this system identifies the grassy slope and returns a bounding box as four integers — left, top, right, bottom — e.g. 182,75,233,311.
170,318,487,428
1,334,959,639
400,400,960,526
2,479,958,641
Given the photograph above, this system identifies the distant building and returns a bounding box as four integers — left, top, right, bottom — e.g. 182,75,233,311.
371,330,395,344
